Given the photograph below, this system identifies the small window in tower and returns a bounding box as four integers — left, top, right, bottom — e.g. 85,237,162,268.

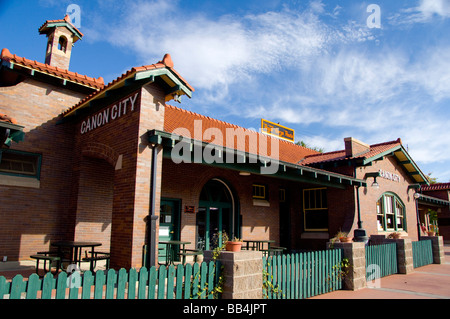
58,36,67,53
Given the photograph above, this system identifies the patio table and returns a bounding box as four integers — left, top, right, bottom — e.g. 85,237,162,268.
243,239,275,255
51,241,102,270
159,240,191,265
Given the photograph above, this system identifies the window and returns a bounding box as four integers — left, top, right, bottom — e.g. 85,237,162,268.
252,184,267,200
0,149,41,179
303,188,328,231
376,193,405,232
58,36,67,52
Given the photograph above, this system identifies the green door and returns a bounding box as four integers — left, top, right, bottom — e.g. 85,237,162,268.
159,199,180,263
196,180,234,250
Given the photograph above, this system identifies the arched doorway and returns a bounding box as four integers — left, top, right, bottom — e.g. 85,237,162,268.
196,179,238,250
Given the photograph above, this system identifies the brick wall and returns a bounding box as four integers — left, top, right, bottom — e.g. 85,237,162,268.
355,156,419,239
0,78,85,260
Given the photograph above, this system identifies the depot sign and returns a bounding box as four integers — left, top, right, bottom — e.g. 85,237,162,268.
80,92,139,135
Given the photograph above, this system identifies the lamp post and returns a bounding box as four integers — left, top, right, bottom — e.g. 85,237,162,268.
354,172,381,244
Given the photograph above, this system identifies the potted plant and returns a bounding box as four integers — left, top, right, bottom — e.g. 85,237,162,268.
427,225,437,236
387,232,402,239
225,237,243,252
335,230,352,243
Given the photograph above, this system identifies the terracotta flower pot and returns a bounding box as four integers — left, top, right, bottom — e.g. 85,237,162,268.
226,241,243,252
339,237,352,243
427,231,436,236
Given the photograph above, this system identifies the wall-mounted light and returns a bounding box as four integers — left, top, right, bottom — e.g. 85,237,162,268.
364,172,380,189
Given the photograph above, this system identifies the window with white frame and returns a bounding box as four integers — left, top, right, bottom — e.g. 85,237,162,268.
376,193,405,232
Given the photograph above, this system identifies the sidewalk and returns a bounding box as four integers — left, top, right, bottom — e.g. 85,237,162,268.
311,244,450,299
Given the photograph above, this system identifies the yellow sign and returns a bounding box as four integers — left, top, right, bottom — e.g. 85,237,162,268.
261,119,295,142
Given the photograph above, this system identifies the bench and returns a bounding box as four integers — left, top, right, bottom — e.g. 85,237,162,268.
178,250,202,264
30,254,61,276
82,251,110,271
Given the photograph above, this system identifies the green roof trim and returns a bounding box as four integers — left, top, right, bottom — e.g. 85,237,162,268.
148,129,366,189
362,144,429,185
417,193,450,206
0,121,25,146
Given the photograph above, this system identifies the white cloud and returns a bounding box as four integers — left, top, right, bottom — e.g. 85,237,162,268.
389,0,450,25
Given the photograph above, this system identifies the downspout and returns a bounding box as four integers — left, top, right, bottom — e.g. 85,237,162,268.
147,144,159,267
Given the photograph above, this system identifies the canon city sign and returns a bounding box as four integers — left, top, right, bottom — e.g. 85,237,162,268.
80,92,139,135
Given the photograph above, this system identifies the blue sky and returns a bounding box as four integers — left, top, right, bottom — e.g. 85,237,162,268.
1,0,450,182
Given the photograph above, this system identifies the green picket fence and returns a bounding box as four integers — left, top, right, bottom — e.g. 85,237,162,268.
412,240,433,268
263,249,344,299
365,243,398,279
0,261,221,299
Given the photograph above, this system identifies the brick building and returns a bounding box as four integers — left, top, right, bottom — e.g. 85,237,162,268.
1,17,447,269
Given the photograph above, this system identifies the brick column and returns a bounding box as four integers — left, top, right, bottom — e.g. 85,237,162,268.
331,242,366,291
422,236,445,264
384,238,414,274
204,250,263,299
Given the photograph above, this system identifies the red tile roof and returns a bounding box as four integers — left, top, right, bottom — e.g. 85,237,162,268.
38,15,83,42
301,139,402,165
0,113,18,125
164,104,320,164
0,48,104,90
62,54,194,117
421,183,450,191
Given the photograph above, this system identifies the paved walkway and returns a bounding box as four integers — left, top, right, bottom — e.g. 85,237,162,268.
311,244,450,299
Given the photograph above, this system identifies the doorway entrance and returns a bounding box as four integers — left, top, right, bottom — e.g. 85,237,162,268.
159,198,181,263
196,179,236,250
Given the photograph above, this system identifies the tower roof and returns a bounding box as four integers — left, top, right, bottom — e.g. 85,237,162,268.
38,15,83,43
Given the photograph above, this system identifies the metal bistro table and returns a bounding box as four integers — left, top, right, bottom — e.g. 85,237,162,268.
243,239,275,256
51,241,102,271
159,240,191,265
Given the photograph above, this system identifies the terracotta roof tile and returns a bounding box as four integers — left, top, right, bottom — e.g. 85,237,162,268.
0,113,18,125
164,104,319,164
1,48,104,90
38,15,83,40
62,54,193,117
301,139,402,165
421,183,450,191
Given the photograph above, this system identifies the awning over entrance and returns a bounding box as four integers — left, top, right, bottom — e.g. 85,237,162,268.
148,129,366,189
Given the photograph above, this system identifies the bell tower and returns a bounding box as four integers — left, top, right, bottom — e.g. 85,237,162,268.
38,15,83,70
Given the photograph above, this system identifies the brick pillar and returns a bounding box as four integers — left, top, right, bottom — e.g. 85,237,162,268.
422,236,445,264
204,250,263,299
331,242,366,291
384,238,414,274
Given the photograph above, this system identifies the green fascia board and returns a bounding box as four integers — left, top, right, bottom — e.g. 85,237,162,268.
134,69,192,98
417,194,450,206
0,122,25,146
362,144,429,185
40,22,83,41
148,129,366,189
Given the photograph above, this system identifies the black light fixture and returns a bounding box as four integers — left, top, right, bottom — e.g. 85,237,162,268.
364,171,380,189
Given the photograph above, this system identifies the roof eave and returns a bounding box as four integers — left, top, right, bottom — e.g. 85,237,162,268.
63,66,193,119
